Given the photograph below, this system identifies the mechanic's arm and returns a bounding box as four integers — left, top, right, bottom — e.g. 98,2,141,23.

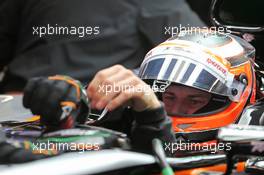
87,65,175,154
129,105,175,154
0,0,19,71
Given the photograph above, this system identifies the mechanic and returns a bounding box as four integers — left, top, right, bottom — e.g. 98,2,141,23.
0,0,204,93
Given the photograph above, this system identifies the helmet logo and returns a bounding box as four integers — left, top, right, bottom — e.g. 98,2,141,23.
152,80,171,92
207,57,227,76
60,105,73,120
177,123,194,130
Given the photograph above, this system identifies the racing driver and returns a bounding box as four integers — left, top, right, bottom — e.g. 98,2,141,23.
22,29,258,155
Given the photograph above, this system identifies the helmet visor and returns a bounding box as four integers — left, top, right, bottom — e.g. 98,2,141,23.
139,52,245,102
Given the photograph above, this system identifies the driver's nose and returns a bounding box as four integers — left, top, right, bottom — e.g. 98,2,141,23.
169,102,188,115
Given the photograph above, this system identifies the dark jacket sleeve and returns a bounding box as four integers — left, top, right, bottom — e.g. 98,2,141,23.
138,0,205,46
129,105,175,154
0,0,20,71
94,104,175,155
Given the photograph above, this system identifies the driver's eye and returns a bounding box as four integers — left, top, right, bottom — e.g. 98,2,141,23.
164,95,175,100
189,99,204,106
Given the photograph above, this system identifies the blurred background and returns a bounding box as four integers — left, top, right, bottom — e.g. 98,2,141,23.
1,0,262,94
0,0,207,93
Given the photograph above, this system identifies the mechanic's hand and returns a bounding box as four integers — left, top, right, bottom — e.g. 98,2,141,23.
87,65,161,112
23,75,89,128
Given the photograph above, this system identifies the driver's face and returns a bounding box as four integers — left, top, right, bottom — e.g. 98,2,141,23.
162,85,212,115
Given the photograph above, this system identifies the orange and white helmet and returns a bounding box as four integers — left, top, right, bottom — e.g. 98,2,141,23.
138,30,256,142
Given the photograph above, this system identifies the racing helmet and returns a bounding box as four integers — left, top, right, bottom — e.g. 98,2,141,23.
138,30,256,142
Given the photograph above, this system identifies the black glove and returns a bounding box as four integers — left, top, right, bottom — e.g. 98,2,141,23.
23,75,89,129
0,129,49,164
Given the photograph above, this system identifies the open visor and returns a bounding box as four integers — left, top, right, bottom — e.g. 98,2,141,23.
139,52,245,102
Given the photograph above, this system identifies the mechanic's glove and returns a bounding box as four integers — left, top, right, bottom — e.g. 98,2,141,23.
23,75,89,129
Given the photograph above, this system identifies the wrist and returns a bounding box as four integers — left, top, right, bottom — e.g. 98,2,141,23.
133,91,161,112
132,103,166,124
